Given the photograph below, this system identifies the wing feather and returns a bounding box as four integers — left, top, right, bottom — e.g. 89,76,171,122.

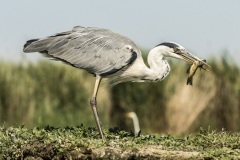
23,26,139,76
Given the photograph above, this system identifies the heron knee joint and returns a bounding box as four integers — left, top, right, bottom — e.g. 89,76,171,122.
90,97,97,106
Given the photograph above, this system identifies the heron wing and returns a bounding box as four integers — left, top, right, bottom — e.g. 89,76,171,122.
23,26,139,76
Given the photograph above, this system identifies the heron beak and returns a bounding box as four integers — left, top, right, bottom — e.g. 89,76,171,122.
178,51,211,71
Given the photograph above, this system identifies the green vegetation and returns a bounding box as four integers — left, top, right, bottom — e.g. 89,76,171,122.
1,126,239,159
0,60,110,128
0,53,240,159
0,53,240,135
112,55,240,134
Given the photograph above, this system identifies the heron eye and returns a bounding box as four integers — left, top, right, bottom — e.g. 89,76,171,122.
174,48,184,54
173,48,180,53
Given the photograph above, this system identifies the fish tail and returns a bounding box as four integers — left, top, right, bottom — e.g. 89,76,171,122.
187,77,193,85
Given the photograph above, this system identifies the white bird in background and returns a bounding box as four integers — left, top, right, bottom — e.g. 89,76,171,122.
126,112,140,134
23,26,209,139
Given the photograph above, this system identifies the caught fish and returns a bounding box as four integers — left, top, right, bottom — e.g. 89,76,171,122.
186,60,206,85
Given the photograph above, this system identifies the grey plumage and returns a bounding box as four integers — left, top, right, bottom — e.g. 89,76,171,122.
23,26,139,76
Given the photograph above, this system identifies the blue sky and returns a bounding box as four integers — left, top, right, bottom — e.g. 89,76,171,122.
0,0,239,62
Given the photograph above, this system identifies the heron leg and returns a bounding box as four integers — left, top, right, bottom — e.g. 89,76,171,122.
90,75,104,139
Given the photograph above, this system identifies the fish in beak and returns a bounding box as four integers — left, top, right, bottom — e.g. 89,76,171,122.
186,60,206,85
173,49,211,85
177,50,211,71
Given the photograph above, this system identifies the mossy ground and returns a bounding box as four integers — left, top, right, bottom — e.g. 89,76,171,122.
0,125,240,159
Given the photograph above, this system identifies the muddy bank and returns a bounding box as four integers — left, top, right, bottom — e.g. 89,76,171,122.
20,142,200,160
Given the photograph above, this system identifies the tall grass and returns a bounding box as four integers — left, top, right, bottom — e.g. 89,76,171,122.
111,55,240,135
0,61,110,128
0,53,239,135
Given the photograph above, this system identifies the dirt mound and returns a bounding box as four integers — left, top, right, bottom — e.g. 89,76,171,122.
20,142,200,160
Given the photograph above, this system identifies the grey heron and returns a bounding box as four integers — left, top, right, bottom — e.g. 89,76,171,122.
23,26,209,139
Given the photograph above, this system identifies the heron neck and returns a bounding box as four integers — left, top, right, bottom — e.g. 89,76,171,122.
146,48,170,81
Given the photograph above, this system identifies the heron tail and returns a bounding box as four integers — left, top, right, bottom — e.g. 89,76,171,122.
23,39,39,50
23,30,72,53
23,38,54,53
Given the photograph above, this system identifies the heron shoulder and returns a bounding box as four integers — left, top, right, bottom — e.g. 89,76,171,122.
72,26,141,53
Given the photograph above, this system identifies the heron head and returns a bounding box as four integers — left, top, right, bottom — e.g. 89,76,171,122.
156,42,210,70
